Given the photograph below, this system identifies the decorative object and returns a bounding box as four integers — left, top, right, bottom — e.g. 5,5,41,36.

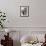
20,6,29,17
5,29,10,33
5,29,10,37
1,31,13,46
41,34,46,46
0,10,6,28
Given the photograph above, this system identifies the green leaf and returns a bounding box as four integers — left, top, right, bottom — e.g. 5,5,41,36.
1,19,6,21
0,21,1,23
1,25,3,28
0,12,2,13
4,13,5,15
3,16,6,17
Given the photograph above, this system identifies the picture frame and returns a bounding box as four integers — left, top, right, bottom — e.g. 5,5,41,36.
20,6,29,17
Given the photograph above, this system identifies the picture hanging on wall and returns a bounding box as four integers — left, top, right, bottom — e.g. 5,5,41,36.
20,6,29,17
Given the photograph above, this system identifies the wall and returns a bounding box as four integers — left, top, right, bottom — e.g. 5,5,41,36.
0,0,46,27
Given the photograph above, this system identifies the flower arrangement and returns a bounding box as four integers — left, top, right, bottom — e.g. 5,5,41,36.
0,10,6,28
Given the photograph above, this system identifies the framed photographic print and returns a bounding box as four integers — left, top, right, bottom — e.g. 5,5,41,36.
20,6,29,17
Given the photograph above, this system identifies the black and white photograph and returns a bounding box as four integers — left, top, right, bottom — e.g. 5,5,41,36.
20,6,29,17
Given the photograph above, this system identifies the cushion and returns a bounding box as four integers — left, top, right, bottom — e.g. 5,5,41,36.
20,35,37,43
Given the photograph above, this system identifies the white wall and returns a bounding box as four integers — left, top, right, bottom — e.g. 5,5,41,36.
0,0,46,27
0,0,46,31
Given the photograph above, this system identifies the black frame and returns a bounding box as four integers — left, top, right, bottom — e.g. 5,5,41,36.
20,6,29,17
